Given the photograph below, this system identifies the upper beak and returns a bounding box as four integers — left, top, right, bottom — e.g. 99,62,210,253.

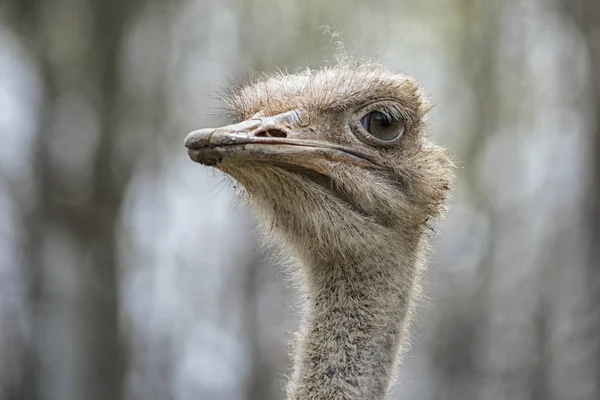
184,111,378,177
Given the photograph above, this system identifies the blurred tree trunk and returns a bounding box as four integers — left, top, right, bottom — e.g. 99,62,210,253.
561,0,600,392
8,0,141,399
427,1,501,398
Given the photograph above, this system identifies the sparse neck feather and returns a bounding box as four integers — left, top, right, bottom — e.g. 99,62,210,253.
235,166,435,399
286,232,426,400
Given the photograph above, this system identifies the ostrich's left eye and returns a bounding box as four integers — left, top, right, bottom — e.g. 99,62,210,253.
361,111,404,141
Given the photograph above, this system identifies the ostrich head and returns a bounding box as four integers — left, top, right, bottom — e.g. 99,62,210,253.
185,62,453,399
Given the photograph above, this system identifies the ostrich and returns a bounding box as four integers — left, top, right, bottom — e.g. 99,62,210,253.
184,62,453,399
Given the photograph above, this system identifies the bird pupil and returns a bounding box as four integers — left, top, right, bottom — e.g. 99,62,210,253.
359,110,403,141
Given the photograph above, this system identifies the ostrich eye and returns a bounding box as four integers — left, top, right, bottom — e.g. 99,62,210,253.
360,111,404,141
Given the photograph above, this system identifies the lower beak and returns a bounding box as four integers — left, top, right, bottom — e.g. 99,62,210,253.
184,121,377,177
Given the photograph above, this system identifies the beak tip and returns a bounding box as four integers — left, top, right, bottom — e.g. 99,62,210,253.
184,129,210,149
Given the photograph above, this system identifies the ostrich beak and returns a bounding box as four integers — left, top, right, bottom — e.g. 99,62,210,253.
184,111,378,177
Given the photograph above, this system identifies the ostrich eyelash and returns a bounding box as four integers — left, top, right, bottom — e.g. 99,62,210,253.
360,102,412,126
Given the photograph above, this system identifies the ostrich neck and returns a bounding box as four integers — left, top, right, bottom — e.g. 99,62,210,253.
286,239,424,400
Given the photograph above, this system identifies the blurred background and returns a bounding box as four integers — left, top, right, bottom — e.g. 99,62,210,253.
1,0,599,399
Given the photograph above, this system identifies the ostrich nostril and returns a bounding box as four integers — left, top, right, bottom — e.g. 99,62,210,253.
254,129,287,138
